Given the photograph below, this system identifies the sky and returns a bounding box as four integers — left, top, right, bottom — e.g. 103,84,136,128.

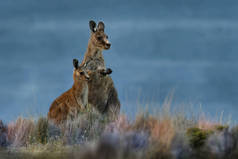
0,0,238,122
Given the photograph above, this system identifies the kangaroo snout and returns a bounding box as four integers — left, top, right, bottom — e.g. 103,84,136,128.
105,43,111,49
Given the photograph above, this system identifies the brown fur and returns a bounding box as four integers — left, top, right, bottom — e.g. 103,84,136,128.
48,59,90,124
80,20,120,118
48,59,112,124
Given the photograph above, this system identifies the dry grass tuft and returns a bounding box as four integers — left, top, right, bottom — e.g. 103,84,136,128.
150,119,175,149
198,118,219,131
7,117,35,147
1,102,238,159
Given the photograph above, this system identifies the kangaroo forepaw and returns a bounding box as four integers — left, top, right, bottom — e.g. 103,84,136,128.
100,68,112,76
106,68,112,75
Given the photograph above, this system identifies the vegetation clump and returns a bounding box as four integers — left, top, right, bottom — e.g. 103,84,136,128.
0,106,238,159
215,125,229,132
186,127,213,149
35,117,49,144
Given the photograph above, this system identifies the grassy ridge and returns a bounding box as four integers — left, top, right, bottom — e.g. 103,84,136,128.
0,104,238,159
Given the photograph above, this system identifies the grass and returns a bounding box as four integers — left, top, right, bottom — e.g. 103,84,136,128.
0,103,238,159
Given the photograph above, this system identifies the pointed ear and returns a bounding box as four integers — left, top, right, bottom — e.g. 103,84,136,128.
73,59,79,69
97,21,105,32
89,20,96,32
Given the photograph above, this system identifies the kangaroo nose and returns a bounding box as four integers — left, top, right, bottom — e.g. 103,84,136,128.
105,43,111,49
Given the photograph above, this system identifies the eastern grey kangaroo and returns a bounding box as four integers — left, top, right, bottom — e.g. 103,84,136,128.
80,20,120,119
48,59,112,124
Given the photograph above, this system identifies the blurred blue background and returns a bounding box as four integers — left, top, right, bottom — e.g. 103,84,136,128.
1,0,238,122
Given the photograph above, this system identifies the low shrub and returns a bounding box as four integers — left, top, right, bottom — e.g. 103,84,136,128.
35,117,49,144
186,127,213,149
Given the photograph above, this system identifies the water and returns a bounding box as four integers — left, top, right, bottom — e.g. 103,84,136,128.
0,0,238,122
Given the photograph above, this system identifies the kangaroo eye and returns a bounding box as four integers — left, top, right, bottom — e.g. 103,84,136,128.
80,72,84,75
97,36,103,41
106,35,108,39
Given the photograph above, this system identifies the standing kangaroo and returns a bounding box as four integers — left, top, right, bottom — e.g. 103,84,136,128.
81,20,120,118
48,59,112,124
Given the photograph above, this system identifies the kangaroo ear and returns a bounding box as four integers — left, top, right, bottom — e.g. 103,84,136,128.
89,20,97,32
73,59,79,69
97,21,105,32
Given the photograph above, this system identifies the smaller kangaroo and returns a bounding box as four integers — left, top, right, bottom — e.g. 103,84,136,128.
48,59,112,124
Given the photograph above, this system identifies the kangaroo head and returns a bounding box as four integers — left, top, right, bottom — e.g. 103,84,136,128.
73,59,90,81
89,20,111,50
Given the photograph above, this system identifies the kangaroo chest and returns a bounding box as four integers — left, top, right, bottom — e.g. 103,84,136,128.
84,57,105,71
83,50,105,70
74,84,88,108
82,50,111,112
